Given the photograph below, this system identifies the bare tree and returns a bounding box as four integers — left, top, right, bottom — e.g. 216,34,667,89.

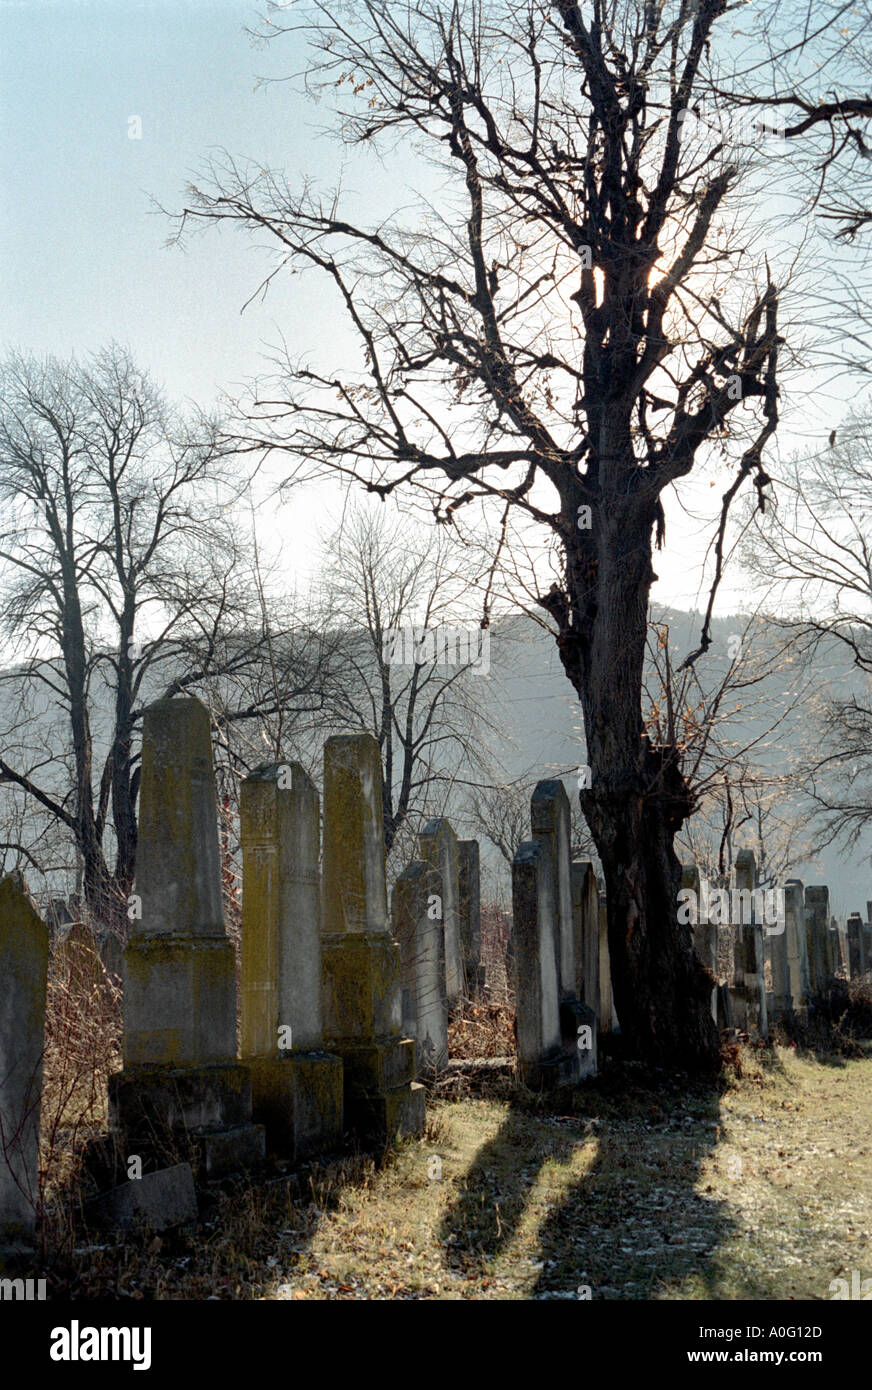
740,405,872,854
172,0,795,1068
314,504,501,861
0,347,331,924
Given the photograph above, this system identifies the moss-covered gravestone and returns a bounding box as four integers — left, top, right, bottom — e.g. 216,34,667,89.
321,734,425,1140
109,697,264,1179
240,763,342,1158
0,877,48,1252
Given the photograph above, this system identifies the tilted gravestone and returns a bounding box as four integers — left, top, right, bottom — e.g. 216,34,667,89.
392,860,448,1071
418,818,463,1006
109,697,265,1179
240,763,343,1158
321,734,425,1141
0,877,49,1252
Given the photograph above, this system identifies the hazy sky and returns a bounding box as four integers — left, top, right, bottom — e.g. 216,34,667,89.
0,0,865,617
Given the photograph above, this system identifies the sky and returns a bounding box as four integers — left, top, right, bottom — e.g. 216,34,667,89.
0,0,867,619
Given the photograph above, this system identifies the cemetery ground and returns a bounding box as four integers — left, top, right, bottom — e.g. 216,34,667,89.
45,1004,872,1302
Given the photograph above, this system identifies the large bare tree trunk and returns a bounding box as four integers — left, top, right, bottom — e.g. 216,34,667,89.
547,507,719,1069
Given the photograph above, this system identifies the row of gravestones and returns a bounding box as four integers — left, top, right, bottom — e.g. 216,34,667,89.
682,851,871,1040
393,778,610,1086
0,696,430,1253
6,698,868,1251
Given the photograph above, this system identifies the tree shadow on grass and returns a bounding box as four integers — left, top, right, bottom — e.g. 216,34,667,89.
438,1061,737,1299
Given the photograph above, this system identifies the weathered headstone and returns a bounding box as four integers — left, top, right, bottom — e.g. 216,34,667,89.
571,860,600,1022
321,734,425,1140
418,819,463,1005
0,878,48,1251
512,842,575,1087
392,860,448,1071
805,886,830,995
89,1162,198,1233
836,917,850,981
784,879,809,1018
457,839,484,996
531,782,576,1002
847,912,864,980
682,863,718,1024
731,851,768,1038
767,894,792,1023
240,763,343,1158
53,921,103,993
109,697,265,1179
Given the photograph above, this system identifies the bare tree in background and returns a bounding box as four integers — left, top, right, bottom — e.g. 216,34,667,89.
713,0,872,376
314,505,502,862
740,405,872,856
0,348,333,924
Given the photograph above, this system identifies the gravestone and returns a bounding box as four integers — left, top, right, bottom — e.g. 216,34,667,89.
847,912,864,980
531,781,593,1060
240,763,343,1158
571,860,600,1022
767,898,792,1023
321,734,425,1141
682,863,718,1024
418,819,463,1006
0,878,49,1252
109,697,265,1179
457,840,484,996
54,921,103,993
731,851,768,1038
784,879,810,1017
805,886,830,995
530,781,576,1002
392,860,448,1070
512,841,579,1087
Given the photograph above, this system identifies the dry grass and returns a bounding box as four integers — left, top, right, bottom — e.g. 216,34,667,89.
37,1046,872,1301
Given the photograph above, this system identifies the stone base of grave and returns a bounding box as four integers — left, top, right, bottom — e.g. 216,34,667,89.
322,933,425,1142
89,1163,198,1232
345,1080,427,1143
321,932,402,1039
109,1061,265,1177
122,934,238,1067
329,1038,425,1143
519,1051,580,1091
559,1000,598,1080
248,1051,344,1159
